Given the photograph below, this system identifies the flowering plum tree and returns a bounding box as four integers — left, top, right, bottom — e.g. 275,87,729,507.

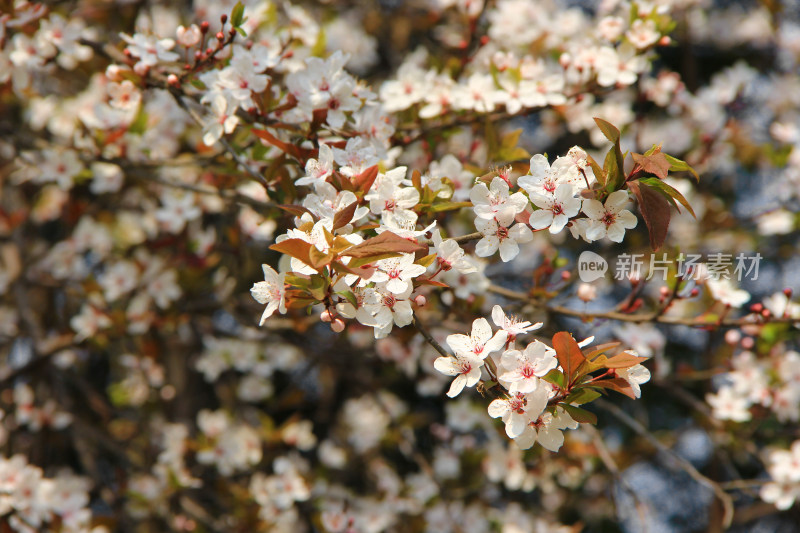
1,0,800,532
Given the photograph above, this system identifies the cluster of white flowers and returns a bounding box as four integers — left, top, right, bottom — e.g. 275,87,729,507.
0,455,104,533
433,306,651,452
760,440,800,510
707,349,800,423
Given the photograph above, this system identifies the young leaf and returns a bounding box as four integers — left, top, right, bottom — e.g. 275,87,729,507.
277,204,314,218
561,404,597,424
352,165,379,194
639,177,696,218
332,201,359,230
342,231,426,258
602,351,649,369
542,369,565,389
230,2,245,27
594,117,621,144
552,332,587,385
591,378,637,400
664,154,700,181
565,387,602,406
252,128,311,161
632,149,671,180
270,239,315,269
628,181,671,251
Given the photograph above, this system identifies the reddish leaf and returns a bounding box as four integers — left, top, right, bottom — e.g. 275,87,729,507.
269,239,314,269
332,201,358,231
352,165,379,194
330,171,355,192
416,278,450,288
591,378,637,400
583,342,622,361
628,181,671,251
252,128,311,161
632,150,671,180
639,177,696,218
552,332,587,385
278,204,314,218
603,351,649,369
342,231,426,258
331,260,375,279
309,246,334,269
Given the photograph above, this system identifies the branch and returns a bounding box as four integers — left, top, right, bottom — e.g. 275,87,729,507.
487,283,798,328
412,312,451,359
596,399,735,529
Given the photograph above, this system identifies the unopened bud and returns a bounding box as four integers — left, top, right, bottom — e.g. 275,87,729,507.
658,36,672,46
561,271,571,281
741,336,755,350
724,329,741,345
761,309,771,319
659,286,670,297
413,295,427,307
319,310,333,323
577,283,597,303
750,303,763,314
479,35,489,46
216,32,224,41
784,288,793,298
167,74,180,87
200,21,210,33
220,14,228,24
331,318,345,333
105,64,124,81
206,47,213,56
194,50,203,60
690,288,699,297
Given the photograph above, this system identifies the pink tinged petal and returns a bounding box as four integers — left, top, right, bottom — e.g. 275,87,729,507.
529,210,554,229
470,183,490,204
582,199,605,219
509,223,533,243
606,223,626,243
447,374,468,397
483,330,509,355
446,334,473,355
465,366,482,387
513,427,537,450
471,318,493,344
385,277,408,294
500,350,522,370
605,190,630,210
585,221,607,241
549,214,568,234
537,427,565,451
528,154,550,179
475,236,499,257
433,356,460,376
617,209,638,229
488,399,509,419
491,305,506,327
506,412,527,438
474,204,497,219
499,239,520,262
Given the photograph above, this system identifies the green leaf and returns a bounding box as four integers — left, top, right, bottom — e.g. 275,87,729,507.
594,117,621,144
591,378,637,400
664,154,699,181
542,369,565,389
565,388,602,406
561,404,597,424
307,274,329,301
231,2,245,27
639,177,696,218
336,290,358,308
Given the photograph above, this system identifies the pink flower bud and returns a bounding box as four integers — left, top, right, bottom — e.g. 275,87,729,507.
320,310,333,323
176,24,202,47
167,74,180,87
724,329,741,345
577,283,597,303
413,295,427,307
741,337,755,349
331,318,345,333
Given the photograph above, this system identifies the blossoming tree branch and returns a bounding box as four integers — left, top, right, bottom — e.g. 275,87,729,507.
2,0,800,531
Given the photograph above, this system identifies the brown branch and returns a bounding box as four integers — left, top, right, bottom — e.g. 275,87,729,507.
487,283,798,328
596,398,735,529
412,312,451,359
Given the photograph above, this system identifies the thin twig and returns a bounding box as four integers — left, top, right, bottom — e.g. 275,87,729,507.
596,399,735,529
412,312,451,358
